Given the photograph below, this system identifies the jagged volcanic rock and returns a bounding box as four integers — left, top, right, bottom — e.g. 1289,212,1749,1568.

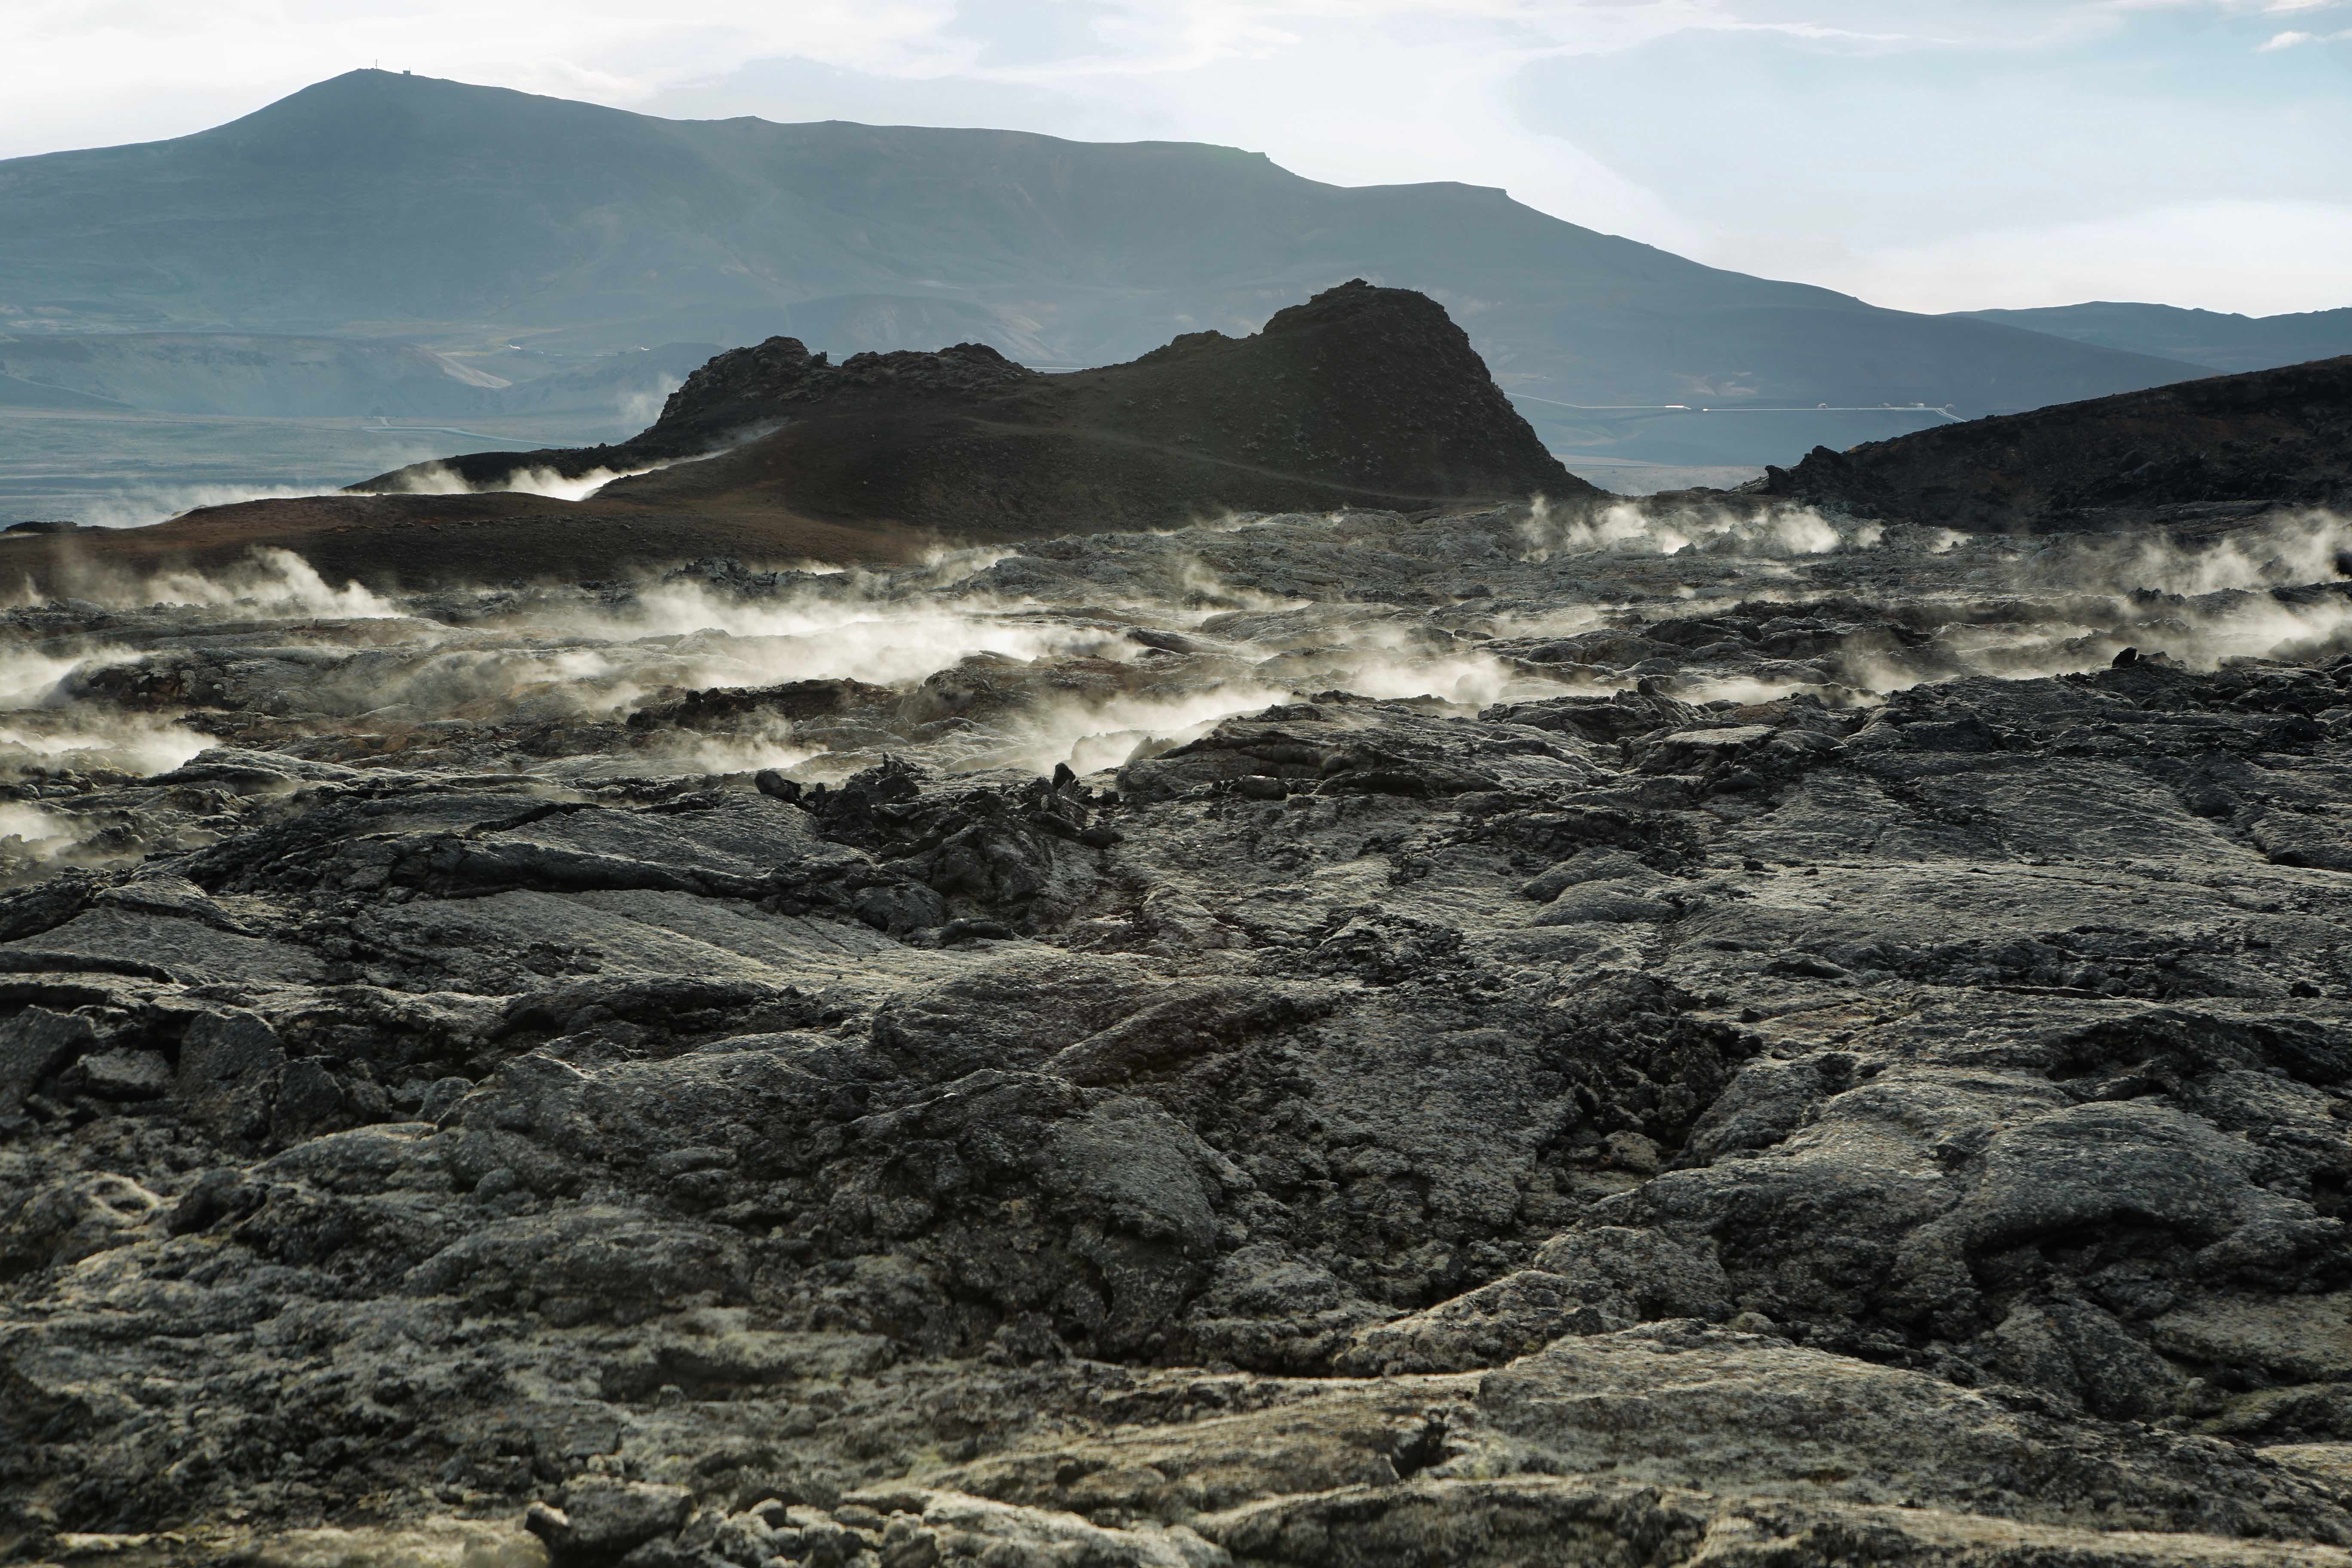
3,284,1591,596
13,484,2352,1564
360,279,1595,534
384,337,1047,487
1760,353,2352,533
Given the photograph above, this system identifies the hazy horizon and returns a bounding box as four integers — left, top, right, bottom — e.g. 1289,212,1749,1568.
3,1,2346,321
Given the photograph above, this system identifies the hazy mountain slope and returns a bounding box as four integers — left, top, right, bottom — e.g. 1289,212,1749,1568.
0,70,2204,427
0,334,711,422
0,373,126,411
488,342,715,419
1960,302,2352,376
0,334,504,418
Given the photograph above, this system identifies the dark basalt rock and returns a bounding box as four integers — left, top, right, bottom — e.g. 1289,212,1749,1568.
1760,352,2352,532
355,281,1595,535
389,339,1043,490
13,495,2352,1564
0,287,1592,594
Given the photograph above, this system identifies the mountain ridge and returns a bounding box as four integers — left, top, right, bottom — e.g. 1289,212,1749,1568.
1957,302,2352,376
0,67,2210,465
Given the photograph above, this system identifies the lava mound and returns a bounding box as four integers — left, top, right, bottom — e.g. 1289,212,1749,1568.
359,279,1594,536
1759,353,2352,533
7,283,1591,593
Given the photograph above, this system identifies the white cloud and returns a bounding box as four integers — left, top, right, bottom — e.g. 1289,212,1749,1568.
655,3,1724,249
2111,0,2343,10
3,0,2346,316
0,0,972,156
1833,199,2352,315
0,0,1949,158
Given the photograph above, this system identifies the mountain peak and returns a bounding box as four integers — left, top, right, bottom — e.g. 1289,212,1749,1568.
0,72,2224,463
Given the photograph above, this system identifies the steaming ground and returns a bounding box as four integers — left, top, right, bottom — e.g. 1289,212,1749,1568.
11,501,2352,855
14,498,2352,1565
0,407,648,530
368,454,697,502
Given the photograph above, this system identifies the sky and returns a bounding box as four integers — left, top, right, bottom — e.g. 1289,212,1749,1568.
5,0,2346,316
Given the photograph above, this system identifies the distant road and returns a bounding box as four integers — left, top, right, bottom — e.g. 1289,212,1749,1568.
369,421,509,440
1510,393,1963,421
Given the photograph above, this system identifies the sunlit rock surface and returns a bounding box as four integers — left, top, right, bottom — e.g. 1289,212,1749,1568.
10,496,2352,1565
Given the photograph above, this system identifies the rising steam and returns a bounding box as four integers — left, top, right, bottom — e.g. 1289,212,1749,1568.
10,502,2352,806
4,547,396,618
378,462,664,502
1519,496,1882,561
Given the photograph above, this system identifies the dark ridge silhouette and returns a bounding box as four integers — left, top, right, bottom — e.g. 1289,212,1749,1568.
6,283,1588,590
358,280,1592,531
1759,355,2352,532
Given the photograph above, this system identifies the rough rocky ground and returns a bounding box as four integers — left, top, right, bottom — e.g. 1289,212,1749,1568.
10,495,2352,1565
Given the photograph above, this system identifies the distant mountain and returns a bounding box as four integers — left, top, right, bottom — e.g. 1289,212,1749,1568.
1959,303,2352,377
0,334,502,417
0,70,2211,469
0,333,710,421
473,343,715,420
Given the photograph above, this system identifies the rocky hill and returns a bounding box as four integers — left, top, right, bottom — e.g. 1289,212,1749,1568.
1,284,1589,592
1758,354,2352,531
366,281,1593,530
